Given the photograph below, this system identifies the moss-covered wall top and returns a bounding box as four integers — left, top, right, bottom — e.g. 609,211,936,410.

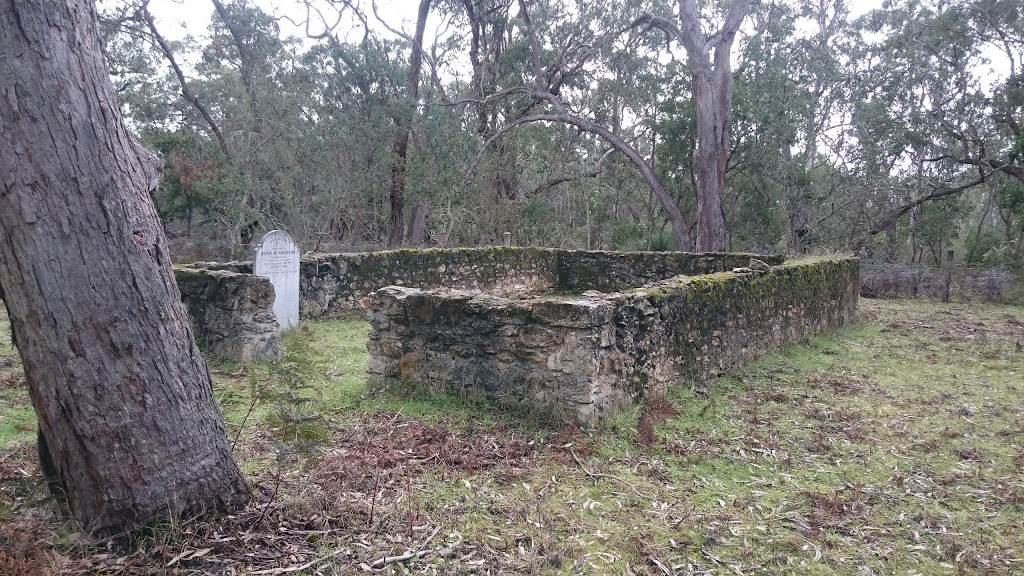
555,251,785,293
190,248,786,319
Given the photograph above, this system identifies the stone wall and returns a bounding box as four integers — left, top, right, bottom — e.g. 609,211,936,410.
611,257,859,399
365,257,858,426
366,288,627,424
174,267,282,363
298,248,559,318
555,251,785,292
189,248,786,318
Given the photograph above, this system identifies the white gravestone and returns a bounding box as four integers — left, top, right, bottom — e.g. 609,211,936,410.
254,230,300,330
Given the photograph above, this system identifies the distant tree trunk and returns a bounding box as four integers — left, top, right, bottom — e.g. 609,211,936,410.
942,249,954,302
406,202,430,245
632,0,751,252
885,221,899,263
0,0,249,535
787,145,811,253
387,0,432,247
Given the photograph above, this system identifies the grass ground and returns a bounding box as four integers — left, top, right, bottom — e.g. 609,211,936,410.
1,297,1023,575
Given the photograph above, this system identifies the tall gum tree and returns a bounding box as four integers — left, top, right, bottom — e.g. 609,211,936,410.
452,0,695,250
379,0,433,248
633,0,753,251
0,0,250,534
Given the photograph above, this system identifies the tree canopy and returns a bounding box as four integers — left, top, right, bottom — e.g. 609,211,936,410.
105,0,1024,265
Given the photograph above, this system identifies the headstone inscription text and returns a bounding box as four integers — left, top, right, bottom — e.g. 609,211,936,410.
254,230,300,330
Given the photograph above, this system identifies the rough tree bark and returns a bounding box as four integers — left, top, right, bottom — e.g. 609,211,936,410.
633,0,752,252
386,0,432,247
0,0,250,535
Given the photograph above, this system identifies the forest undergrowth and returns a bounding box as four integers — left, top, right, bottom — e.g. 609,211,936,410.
1,298,1022,575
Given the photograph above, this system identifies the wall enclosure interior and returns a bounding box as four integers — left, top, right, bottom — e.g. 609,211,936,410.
177,248,857,423
358,250,859,425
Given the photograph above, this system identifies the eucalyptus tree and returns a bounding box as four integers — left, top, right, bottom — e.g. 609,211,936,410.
783,0,852,252
0,0,249,534
198,3,304,243
373,0,434,247
844,0,1023,261
448,0,695,249
296,38,405,245
631,0,754,251
725,2,804,251
125,1,288,252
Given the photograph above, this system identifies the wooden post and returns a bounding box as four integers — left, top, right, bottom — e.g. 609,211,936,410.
942,249,954,303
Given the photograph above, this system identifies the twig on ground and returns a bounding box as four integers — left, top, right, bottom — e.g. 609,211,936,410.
649,555,673,575
368,525,442,570
570,449,653,500
231,387,261,452
368,467,380,527
253,463,283,527
249,547,348,574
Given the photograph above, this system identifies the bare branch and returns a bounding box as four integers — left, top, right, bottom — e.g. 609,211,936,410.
868,172,989,237
706,0,755,50
676,0,709,56
623,13,682,48
439,86,533,108
140,2,231,158
464,112,691,250
528,148,615,196
516,0,544,89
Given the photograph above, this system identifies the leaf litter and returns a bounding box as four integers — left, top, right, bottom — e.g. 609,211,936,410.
1,298,1023,574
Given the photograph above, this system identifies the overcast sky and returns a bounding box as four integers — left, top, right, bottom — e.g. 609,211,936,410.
145,0,886,44
146,0,425,44
138,0,1014,94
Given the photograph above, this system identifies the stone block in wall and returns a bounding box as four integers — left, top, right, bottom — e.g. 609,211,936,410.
174,267,283,363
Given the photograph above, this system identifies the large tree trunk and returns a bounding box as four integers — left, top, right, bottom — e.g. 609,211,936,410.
630,1,749,252
692,71,729,252
0,0,250,535
675,0,751,252
688,1,745,251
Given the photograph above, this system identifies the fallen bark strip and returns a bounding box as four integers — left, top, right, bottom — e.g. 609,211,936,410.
366,525,442,571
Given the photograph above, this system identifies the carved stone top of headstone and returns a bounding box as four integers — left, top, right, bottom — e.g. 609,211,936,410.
254,230,300,330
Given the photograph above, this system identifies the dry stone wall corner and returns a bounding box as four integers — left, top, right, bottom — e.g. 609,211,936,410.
174,267,283,363
364,254,858,426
